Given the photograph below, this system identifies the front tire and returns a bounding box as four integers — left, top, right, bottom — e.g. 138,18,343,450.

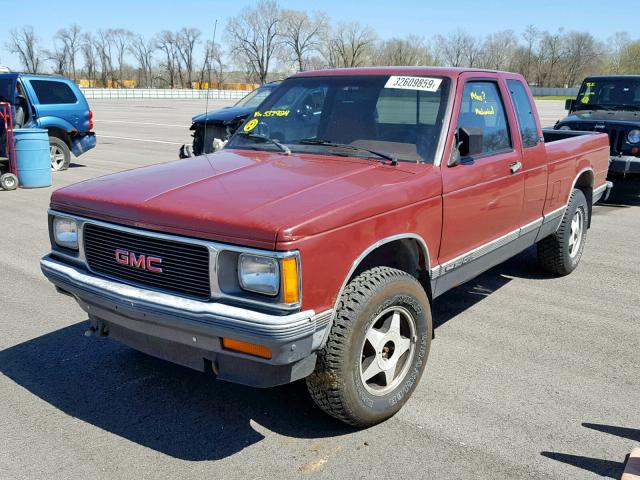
49,136,71,171
0,172,18,190
306,267,432,427
537,188,589,275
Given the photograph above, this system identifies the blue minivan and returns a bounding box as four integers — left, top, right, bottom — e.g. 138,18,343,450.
0,72,96,170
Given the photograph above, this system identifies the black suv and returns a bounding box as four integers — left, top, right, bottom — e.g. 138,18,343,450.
555,76,640,180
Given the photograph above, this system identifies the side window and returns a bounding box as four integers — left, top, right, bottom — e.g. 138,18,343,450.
458,81,511,155
507,79,538,148
30,80,78,105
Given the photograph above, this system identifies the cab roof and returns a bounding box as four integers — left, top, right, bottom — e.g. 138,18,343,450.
292,66,502,79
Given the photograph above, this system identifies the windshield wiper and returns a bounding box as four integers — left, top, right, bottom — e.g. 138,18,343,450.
298,138,398,165
236,132,291,155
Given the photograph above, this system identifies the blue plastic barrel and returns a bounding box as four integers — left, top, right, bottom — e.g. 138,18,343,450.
14,128,52,188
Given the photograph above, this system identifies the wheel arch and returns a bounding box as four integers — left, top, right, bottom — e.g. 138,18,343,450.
47,126,71,146
333,234,433,313
571,168,594,227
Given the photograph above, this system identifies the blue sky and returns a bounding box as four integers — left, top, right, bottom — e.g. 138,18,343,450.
2,0,638,69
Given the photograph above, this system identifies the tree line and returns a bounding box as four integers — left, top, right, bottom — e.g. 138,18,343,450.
5,0,640,89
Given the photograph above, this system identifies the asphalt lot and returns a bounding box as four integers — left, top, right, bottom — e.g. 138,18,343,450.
1,98,639,480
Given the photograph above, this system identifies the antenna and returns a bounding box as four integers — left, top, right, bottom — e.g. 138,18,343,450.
202,19,217,153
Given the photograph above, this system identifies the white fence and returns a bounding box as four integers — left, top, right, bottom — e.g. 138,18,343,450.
80,88,252,100
530,87,579,97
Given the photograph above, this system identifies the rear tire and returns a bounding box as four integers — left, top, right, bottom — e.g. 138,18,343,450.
537,188,589,275
0,172,18,190
306,266,432,427
49,136,71,171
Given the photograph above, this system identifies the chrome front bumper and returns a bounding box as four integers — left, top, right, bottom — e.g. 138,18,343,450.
41,255,332,387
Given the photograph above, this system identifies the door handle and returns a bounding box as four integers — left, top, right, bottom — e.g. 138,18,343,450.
509,161,523,174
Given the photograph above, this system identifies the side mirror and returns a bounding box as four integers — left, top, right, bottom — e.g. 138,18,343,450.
565,99,576,111
449,127,483,166
459,127,483,157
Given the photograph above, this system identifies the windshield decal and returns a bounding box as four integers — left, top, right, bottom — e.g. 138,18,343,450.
243,119,259,132
385,76,442,92
474,106,496,116
470,91,486,102
253,109,290,118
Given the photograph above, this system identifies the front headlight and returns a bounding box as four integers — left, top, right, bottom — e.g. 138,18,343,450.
558,125,572,131
238,254,279,296
628,129,640,144
53,216,78,250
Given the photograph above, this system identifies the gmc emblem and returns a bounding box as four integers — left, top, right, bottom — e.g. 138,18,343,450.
115,249,163,273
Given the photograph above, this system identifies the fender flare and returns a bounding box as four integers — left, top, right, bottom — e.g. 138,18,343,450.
331,233,432,314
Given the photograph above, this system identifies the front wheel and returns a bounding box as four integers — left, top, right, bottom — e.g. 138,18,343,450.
537,188,589,275
306,267,432,427
0,172,18,190
49,136,71,171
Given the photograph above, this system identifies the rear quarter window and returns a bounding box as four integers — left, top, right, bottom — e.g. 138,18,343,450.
30,80,78,105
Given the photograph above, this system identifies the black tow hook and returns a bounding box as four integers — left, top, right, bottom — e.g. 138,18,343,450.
84,322,109,337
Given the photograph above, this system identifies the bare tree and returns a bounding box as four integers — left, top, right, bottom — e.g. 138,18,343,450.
482,30,518,70
607,32,631,74
226,0,282,84
108,29,133,87
323,22,377,68
45,43,69,76
56,24,82,80
521,25,539,81
129,34,155,87
95,30,114,87
175,27,201,88
535,30,565,86
156,30,179,88
281,10,327,72
80,33,98,85
376,36,431,66
199,40,225,88
619,40,640,73
7,26,43,73
435,29,474,67
561,31,602,86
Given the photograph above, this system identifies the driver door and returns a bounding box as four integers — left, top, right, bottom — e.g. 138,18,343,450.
436,74,525,293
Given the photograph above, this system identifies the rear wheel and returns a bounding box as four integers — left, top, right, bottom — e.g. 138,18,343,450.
538,188,589,275
0,172,18,190
49,136,71,171
306,266,432,427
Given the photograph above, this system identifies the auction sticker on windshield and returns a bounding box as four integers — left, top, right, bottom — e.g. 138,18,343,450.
385,76,442,92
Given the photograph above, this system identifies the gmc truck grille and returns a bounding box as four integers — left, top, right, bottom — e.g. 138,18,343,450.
83,223,211,300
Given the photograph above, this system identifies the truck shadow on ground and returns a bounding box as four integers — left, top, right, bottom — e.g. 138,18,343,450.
0,249,547,461
432,246,549,329
540,422,639,478
598,180,640,207
0,326,355,461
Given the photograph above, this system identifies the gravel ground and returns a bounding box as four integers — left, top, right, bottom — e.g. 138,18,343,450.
0,98,638,480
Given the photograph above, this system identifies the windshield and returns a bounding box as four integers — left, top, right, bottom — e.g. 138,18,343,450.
0,78,16,103
226,75,451,163
235,85,276,109
576,78,640,110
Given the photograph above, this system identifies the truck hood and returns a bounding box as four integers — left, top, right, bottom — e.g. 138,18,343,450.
50,150,422,249
562,109,640,125
191,106,252,125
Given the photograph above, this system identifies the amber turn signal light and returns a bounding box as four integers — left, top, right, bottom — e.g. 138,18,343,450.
222,338,272,359
282,257,299,304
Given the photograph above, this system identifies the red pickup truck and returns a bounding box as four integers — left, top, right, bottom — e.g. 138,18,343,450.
41,68,610,427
